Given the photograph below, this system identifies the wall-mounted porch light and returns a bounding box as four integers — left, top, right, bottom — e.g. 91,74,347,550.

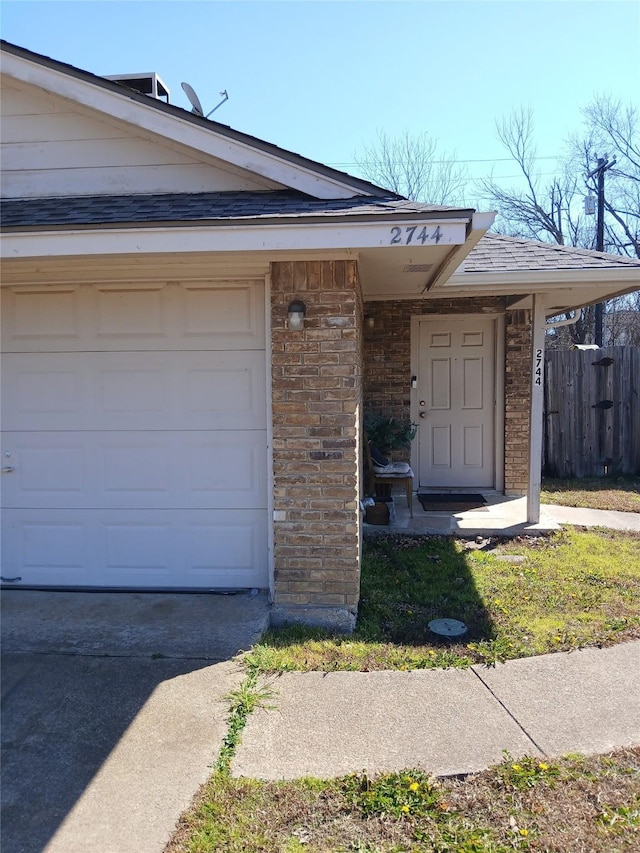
287,299,307,330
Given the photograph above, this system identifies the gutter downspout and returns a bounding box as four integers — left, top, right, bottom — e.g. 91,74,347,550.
545,308,582,330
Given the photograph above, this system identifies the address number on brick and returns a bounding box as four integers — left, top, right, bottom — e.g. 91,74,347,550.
389,225,443,245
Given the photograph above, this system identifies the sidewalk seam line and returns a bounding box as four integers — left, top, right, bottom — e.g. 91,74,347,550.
470,666,548,757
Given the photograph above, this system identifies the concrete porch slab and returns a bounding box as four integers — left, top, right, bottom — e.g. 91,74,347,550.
366,492,640,537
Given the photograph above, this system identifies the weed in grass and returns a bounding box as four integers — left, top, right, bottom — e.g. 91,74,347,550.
215,672,275,775
342,770,441,820
341,770,510,852
497,754,560,791
597,798,640,834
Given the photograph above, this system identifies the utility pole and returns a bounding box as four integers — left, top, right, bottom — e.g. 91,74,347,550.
587,156,616,345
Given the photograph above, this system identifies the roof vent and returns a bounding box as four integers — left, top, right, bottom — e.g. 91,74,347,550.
403,264,433,273
105,73,170,103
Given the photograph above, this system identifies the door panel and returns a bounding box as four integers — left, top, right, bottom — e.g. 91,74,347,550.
417,318,495,489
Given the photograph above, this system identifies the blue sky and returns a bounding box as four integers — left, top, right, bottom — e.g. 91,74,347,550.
2,0,639,204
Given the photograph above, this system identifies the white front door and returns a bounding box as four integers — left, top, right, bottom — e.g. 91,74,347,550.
1,280,269,590
416,317,495,489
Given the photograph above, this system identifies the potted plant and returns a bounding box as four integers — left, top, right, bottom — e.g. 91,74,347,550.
363,413,416,515
364,412,416,456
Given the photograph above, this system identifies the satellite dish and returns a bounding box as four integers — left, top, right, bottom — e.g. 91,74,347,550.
181,81,229,119
181,81,204,117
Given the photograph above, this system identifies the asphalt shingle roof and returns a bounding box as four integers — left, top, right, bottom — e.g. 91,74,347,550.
0,191,471,229
461,233,640,273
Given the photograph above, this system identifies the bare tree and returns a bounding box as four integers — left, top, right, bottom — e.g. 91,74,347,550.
482,101,640,345
482,100,639,257
357,130,468,204
480,108,590,247
604,291,640,345
571,96,640,258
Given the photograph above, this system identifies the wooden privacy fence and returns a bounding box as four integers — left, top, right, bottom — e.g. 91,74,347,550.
543,347,640,478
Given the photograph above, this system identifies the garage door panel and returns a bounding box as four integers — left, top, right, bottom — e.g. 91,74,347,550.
15,366,83,418
1,285,83,347
95,283,168,339
9,440,86,496
3,351,266,431
2,280,265,352
2,431,267,509
2,509,268,588
185,517,268,586
1,279,268,590
180,282,264,345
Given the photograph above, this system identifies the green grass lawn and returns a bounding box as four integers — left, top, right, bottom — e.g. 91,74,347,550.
541,476,640,513
167,749,640,852
245,529,640,674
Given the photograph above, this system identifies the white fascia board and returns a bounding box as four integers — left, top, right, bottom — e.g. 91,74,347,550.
1,219,470,260
2,51,363,200
448,268,640,289
545,287,640,314
428,211,496,290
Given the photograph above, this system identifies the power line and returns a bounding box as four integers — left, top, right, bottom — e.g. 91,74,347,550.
327,155,563,167
343,170,567,182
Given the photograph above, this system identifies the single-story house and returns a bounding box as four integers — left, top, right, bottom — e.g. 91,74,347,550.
2,41,639,630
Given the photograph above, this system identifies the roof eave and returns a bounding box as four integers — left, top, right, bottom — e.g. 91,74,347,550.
0,203,478,233
449,268,640,288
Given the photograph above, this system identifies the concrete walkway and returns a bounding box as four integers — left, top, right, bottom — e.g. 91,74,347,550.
1,590,270,853
375,495,640,536
542,502,640,531
233,640,640,780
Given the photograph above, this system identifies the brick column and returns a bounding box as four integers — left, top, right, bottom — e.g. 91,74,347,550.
270,260,362,632
504,309,532,494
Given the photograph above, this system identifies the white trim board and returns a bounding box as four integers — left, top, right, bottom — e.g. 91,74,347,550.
1,219,470,259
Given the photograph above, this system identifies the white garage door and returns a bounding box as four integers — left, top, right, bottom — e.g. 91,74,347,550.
0,280,269,589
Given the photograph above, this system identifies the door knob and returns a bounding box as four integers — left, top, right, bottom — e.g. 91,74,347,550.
419,412,426,419
1,466,15,473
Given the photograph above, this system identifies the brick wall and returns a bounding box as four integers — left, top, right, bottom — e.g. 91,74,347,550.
270,260,362,631
362,296,531,491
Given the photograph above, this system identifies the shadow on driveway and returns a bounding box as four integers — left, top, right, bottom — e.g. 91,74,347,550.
1,590,270,853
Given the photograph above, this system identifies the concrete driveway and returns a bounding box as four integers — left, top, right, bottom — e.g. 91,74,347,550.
1,590,270,853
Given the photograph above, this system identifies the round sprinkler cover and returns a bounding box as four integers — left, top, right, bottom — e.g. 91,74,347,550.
428,618,468,638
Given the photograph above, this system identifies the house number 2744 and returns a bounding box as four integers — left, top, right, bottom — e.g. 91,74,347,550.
534,348,543,386
389,225,443,245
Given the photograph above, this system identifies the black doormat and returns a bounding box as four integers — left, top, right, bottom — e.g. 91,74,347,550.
417,493,487,512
